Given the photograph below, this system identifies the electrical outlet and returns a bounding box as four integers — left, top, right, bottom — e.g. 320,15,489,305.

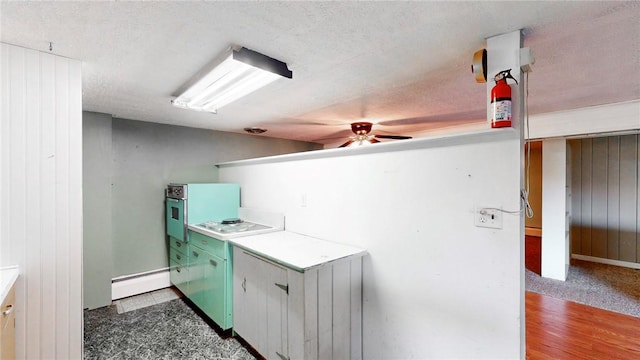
475,206,502,229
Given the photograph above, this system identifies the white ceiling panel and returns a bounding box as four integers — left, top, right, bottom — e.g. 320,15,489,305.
2,1,638,145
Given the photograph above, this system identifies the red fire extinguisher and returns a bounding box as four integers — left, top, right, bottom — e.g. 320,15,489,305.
491,69,518,128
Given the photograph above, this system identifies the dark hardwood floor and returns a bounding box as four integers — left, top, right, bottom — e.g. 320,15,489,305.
525,235,541,276
526,291,640,359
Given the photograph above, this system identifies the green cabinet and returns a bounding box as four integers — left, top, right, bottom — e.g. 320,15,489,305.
189,243,229,328
171,230,233,330
169,237,189,296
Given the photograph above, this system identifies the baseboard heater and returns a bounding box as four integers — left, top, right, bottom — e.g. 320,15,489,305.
111,268,171,300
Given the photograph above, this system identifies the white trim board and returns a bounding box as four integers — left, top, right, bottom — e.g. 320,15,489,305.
571,254,640,270
217,128,516,168
111,268,171,300
528,100,640,140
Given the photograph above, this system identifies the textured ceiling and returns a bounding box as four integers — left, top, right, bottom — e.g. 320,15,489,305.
2,1,639,146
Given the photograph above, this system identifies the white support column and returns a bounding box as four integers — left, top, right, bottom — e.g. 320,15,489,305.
486,31,524,130
486,30,525,360
541,139,569,280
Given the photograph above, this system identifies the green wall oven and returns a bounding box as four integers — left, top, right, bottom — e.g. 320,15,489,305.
165,183,240,242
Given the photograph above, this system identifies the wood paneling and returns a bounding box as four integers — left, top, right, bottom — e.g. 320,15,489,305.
349,257,363,360
332,260,350,359
607,137,620,260
526,291,640,359
580,139,593,256
570,140,582,254
317,265,332,359
569,135,640,264
0,43,82,359
619,136,638,262
591,137,608,258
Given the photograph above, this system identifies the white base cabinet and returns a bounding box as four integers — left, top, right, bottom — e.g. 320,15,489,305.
233,246,363,360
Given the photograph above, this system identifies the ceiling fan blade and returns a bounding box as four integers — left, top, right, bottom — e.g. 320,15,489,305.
339,140,355,148
375,135,412,140
370,138,380,144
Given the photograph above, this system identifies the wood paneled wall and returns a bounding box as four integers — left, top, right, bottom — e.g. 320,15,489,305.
524,141,542,229
0,43,83,359
569,135,640,263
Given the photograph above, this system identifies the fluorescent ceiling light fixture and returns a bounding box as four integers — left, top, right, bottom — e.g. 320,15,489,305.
172,46,292,113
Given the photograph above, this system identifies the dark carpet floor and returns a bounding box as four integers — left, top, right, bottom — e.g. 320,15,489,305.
525,259,640,318
84,298,256,360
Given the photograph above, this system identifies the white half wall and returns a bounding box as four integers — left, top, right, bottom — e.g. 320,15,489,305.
0,43,83,359
541,139,569,280
218,129,523,359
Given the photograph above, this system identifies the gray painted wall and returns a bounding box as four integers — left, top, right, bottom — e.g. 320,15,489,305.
83,112,113,310
569,135,640,263
83,113,321,308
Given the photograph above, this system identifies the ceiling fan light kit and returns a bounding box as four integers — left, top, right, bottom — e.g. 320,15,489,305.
340,122,412,148
172,46,292,113
244,127,267,134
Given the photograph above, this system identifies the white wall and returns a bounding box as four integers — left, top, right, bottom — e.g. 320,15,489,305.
219,129,523,359
1,43,82,359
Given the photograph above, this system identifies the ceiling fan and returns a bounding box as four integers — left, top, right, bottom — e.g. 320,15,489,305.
339,122,412,147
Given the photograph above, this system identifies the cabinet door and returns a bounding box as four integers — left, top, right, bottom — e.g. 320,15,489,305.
165,199,185,241
233,248,261,348
189,245,205,309
200,252,227,329
1,284,16,360
233,248,288,360
169,245,189,296
169,259,189,296
263,259,288,360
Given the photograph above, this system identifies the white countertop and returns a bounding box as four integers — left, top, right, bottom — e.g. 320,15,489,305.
229,231,367,272
0,265,19,303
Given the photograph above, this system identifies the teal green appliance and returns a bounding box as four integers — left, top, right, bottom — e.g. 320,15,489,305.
166,183,239,298
165,183,240,242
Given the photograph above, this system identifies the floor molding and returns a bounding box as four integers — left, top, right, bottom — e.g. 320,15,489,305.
571,254,640,270
112,268,171,300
